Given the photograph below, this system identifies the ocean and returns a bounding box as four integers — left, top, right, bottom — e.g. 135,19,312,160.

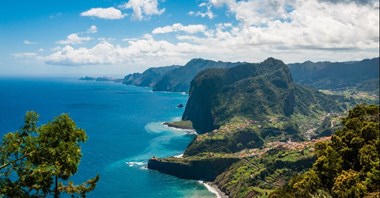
0,77,215,198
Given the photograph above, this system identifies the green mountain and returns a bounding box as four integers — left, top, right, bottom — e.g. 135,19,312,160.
288,57,379,92
182,58,351,133
152,58,242,92
122,65,180,87
147,58,366,198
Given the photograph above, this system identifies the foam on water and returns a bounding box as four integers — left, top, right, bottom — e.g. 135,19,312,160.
126,161,147,167
198,181,221,198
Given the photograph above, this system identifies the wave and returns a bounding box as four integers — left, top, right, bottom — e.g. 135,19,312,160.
126,161,147,167
144,122,169,134
174,153,184,158
162,123,198,135
144,121,197,135
198,181,222,198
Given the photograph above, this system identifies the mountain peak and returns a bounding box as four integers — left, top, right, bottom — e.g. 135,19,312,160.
262,57,286,66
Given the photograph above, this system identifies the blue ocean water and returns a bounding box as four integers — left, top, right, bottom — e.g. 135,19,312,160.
0,78,215,198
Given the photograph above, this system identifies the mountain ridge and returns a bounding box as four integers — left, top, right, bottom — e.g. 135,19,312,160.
182,57,350,133
288,57,379,92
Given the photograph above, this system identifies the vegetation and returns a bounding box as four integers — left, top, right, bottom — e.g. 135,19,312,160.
0,112,99,197
288,57,379,92
123,65,180,87
153,58,241,92
271,104,380,198
215,149,315,198
182,57,353,133
123,58,241,93
163,120,193,130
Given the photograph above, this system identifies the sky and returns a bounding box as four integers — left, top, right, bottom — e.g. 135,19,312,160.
0,0,379,77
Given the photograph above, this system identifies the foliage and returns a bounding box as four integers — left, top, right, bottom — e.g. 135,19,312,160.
214,149,315,198
182,57,352,133
288,57,379,91
184,127,264,156
164,120,193,130
271,104,380,197
153,58,240,92
123,65,180,87
0,112,99,197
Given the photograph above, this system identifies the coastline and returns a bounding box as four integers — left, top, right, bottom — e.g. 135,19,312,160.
159,122,227,197
199,181,228,198
161,122,198,135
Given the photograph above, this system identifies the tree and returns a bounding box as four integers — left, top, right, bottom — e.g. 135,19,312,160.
271,104,380,197
0,112,99,197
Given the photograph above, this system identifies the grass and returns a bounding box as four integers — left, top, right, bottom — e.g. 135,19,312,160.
164,120,193,129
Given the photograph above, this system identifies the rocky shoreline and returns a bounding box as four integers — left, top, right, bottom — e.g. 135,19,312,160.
204,182,229,198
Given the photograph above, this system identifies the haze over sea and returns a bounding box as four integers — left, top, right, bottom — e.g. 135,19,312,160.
0,77,215,198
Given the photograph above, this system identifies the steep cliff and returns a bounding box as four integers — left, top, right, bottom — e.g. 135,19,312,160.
182,58,349,133
148,156,239,181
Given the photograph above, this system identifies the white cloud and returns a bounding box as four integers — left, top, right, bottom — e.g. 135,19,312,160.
12,52,43,63
57,33,92,45
24,40,37,45
16,0,378,67
152,23,207,34
43,37,208,66
81,7,126,20
205,0,379,50
87,25,98,33
120,0,165,20
188,2,215,19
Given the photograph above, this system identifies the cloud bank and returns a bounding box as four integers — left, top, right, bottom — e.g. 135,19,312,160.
18,0,379,67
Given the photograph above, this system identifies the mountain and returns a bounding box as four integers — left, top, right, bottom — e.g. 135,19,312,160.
123,65,180,87
182,58,350,133
152,59,242,92
288,57,379,91
148,58,360,198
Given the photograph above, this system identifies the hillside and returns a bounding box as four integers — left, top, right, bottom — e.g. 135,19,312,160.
288,57,379,92
182,58,352,133
122,65,180,87
152,59,242,92
147,58,376,198
271,105,380,198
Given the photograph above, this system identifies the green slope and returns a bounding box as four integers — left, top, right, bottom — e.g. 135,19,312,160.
153,58,242,92
182,58,352,133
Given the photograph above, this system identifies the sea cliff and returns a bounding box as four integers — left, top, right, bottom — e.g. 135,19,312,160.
148,156,239,181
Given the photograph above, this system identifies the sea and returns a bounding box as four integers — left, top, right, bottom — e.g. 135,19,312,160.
0,77,216,198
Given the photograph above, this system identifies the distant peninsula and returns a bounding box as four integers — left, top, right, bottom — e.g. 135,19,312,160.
122,59,242,93
79,76,123,83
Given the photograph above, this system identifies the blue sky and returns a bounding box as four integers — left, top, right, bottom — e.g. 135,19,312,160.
0,0,379,77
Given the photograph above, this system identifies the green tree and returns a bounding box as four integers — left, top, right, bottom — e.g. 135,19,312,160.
271,104,380,197
0,112,99,197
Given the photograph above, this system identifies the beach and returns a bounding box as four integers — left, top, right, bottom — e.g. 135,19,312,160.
199,181,228,198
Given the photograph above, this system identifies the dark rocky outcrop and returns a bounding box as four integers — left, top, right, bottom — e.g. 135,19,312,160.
148,157,239,181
